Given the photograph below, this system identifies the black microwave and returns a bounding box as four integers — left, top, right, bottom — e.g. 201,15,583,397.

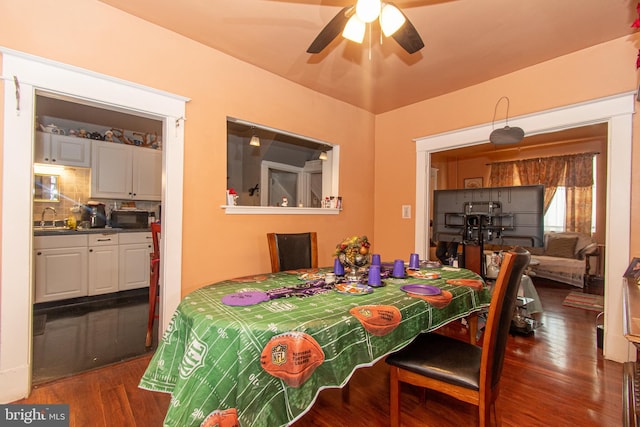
111,210,149,229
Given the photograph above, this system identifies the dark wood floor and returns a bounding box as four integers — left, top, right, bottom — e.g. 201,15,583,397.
13,279,621,426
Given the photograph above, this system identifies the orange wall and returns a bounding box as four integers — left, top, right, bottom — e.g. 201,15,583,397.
375,35,640,260
0,0,375,295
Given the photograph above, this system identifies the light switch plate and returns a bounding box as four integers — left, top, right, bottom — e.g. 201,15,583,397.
402,205,411,219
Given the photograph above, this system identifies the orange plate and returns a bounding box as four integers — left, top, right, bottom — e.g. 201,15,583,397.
445,279,484,290
408,270,441,279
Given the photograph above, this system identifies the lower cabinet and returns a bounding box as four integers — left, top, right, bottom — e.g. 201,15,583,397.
34,231,152,303
119,232,153,291
88,234,119,296
34,235,88,303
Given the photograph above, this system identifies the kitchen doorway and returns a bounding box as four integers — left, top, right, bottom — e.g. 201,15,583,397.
0,49,187,401
32,93,164,383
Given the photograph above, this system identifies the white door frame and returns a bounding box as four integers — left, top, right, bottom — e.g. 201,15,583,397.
413,92,635,363
0,48,188,402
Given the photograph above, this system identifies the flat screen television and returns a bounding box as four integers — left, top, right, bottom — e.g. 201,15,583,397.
432,184,545,247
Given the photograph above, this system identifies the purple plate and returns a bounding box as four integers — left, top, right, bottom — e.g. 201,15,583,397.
221,291,270,306
399,284,442,296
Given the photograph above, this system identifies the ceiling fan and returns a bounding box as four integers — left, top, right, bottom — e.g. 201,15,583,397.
307,0,424,55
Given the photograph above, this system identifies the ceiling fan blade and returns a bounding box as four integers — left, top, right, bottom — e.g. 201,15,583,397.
390,8,424,54
307,5,354,54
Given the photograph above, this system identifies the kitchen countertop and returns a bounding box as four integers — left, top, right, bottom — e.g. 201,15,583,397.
34,227,151,236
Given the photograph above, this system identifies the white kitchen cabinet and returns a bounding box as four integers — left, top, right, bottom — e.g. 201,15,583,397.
90,140,161,201
88,233,119,296
118,232,152,291
34,235,88,303
132,148,162,200
34,131,90,167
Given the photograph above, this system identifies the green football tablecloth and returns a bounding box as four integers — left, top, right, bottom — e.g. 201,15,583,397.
139,267,491,427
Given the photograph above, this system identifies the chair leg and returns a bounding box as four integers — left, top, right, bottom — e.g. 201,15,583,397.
146,263,159,348
492,402,498,427
418,388,427,404
341,383,350,405
389,367,400,427
479,401,491,427
467,314,478,345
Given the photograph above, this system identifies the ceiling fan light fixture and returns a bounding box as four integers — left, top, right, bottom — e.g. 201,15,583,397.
343,15,366,43
380,4,406,37
355,0,381,23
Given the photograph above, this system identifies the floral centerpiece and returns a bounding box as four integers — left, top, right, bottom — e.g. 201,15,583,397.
335,236,371,281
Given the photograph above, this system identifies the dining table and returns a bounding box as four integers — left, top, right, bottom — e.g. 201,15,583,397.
139,263,492,427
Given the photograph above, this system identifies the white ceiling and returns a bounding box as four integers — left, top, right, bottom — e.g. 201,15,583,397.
99,0,636,114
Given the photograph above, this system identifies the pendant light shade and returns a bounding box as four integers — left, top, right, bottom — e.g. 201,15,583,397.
249,127,260,147
319,151,328,161
489,97,525,145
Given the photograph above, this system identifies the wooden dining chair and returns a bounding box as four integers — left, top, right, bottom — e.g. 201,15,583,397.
266,232,318,272
385,247,530,427
145,222,161,348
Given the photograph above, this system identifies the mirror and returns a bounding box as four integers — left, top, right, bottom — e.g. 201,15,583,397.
227,118,336,207
34,174,60,202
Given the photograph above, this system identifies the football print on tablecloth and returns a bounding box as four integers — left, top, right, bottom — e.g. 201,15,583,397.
200,408,239,427
408,290,453,308
260,331,325,387
349,305,402,336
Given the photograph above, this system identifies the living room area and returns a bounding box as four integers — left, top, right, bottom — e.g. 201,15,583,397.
429,121,607,334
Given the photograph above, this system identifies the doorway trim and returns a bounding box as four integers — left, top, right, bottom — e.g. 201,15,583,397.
413,92,635,363
0,48,189,402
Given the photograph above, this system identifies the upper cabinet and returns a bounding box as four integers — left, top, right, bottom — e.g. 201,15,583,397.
90,140,161,201
34,131,90,167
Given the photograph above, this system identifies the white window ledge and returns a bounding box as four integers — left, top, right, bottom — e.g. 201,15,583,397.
221,205,341,215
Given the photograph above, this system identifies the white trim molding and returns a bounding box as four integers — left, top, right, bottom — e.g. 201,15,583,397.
221,206,341,214
0,47,189,402
413,92,635,363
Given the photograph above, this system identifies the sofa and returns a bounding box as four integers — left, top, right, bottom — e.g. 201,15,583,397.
485,232,600,288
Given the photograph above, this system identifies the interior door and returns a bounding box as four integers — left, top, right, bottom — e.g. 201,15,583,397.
269,169,298,206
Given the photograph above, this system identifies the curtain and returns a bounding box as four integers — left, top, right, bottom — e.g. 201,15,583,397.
488,161,516,187
489,153,596,234
563,154,594,233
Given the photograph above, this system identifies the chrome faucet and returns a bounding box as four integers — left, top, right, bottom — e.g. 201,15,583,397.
40,206,57,227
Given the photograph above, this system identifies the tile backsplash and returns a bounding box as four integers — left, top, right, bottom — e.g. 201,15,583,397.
33,166,160,224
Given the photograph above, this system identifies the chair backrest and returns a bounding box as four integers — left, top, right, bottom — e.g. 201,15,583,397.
267,232,318,272
151,222,161,259
480,247,530,394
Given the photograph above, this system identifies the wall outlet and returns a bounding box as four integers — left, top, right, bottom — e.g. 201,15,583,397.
402,205,411,219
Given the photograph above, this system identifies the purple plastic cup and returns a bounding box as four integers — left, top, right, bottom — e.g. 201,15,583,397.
409,253,420,269
368,264,382,286
392,259,405,278
334,258,345,275
371,254,381,266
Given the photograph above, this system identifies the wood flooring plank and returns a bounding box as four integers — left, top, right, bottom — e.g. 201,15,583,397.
99,384,136,427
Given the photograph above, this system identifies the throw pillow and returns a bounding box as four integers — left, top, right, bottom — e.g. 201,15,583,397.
527,246,545,256
545,236,578,259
